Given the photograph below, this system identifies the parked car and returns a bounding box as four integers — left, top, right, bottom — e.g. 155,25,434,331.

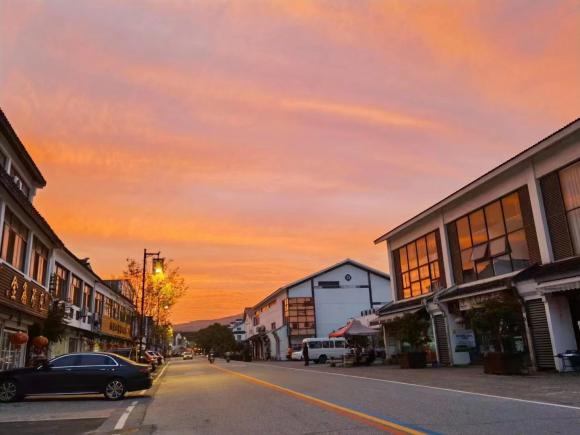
152,351,165,365
145,350,163,367
182,351,193,360
291,349,303,361
301,338,349,364
112,348,156,372
0,352,152,403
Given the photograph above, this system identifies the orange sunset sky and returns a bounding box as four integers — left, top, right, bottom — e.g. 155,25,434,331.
0,1,578,324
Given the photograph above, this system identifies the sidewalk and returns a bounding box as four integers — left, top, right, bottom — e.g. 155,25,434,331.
261,361,580,407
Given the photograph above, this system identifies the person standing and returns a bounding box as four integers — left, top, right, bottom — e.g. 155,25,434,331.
302,341,309,366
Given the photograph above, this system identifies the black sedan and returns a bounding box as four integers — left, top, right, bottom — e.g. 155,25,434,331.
0,352,152,402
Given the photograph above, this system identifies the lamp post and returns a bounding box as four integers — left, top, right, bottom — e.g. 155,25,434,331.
138,249,164,361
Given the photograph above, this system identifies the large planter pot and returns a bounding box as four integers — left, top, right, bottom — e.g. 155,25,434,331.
399,352,427,369
484,352,525,375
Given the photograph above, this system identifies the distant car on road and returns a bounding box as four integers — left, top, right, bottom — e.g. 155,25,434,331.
182,351,193,360
0,352,152,403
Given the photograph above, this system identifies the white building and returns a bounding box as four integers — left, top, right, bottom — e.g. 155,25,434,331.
245,259,392,360
375,118,580,371
229,318,246,342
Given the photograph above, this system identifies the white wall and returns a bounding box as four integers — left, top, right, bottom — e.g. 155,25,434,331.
287,280,311,297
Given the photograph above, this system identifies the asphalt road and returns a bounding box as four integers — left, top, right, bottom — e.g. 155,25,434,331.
1,358,580,434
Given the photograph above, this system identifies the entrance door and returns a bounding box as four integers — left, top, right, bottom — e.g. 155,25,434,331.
526,299,556,369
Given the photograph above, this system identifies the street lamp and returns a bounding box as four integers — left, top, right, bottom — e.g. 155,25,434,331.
138,249,164,361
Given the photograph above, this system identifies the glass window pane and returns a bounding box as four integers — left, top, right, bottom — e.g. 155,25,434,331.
410,269,419,283
489,237,507,257
411,282,421,297
508,229,530,270
51,355,79,367
427,232,438,261
457,217,472,249
567,208,580,255
493,255,513,276
485,201,505,239
502,193,523,232
560,161,580,211
403,287,411,298
407,242,418,269
419,265,430,279
469,210,488,245
402,272,410,288
476,260,493,279
461,249,476,282
470,243,489,261
417,238,428,266
420,279,431,294
399,247,408,272
430,261,440,279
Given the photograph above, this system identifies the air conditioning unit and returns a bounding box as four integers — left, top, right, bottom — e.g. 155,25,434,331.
13,175,23,190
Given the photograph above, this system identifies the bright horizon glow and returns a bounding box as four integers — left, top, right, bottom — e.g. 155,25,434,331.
0,1,578,324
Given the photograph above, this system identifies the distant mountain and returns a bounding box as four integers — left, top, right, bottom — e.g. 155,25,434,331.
174,314,242,332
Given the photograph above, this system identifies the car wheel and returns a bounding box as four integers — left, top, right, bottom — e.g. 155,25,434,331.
318,355,327,364
104,378,126,401
0,379,20,403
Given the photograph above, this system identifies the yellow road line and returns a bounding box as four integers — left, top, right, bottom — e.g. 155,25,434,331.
212,365,425,435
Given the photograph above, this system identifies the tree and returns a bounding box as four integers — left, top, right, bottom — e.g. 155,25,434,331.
190,323,236,356
470,294,524,353
122,258,187,325
384,310,430,352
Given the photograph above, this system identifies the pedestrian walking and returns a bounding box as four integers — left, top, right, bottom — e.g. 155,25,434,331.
302,342,309,366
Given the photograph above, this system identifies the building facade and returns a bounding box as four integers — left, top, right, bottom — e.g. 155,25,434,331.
0,108,134,370
375,119,580,371
245,259,392,360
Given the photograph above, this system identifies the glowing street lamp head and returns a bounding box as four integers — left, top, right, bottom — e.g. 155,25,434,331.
153,258,165,275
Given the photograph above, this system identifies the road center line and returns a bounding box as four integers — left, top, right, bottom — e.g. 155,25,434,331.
248,362,580,412
113,400,139,431
212,364,427,435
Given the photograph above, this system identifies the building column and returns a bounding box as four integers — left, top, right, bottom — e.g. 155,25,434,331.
527,162,553,264
439,211,454,286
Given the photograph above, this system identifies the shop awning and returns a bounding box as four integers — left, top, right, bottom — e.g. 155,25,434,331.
538,276,580,293
329,319,379,337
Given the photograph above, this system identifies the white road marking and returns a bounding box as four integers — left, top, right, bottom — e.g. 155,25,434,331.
113,400,138,430
247,362,580,412
153,363,170,384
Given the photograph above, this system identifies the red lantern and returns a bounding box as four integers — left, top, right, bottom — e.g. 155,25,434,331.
32,336,49,348
10,331,29,348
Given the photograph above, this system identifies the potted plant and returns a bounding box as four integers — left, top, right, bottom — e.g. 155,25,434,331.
470,294,527,375
385,310,430,369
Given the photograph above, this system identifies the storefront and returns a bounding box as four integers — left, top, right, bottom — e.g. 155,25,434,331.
0,263,51,369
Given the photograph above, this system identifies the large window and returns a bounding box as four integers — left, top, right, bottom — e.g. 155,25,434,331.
82,284,92,311
31,237,48,284
70,275,82,306
1,208,29,271
94,292,104,316
560,161,580,254
454,191,529,283
284,297,315,337
54,263,69,300
397,231,442,299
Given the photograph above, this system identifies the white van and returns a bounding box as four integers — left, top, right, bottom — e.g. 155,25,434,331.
299,338,348,364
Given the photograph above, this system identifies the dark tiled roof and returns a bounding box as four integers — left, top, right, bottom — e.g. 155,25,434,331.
377,294,432,315
0,108,46,186
514,257,580,283
0,168,62,246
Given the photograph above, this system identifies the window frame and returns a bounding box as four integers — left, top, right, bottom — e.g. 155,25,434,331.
559,160,580,255
1,208,29,272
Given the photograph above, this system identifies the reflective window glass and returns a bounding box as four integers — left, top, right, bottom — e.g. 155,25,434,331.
79,354,116,366
469,210,488,245
410,269,419,283
430,261,440,279
411,282,421,297
417,238,428,266
508,229,530,270
470,243,488,262
485,201,505,239
51,355,80,367
476,261,493,279
399,247,408,272
419,265,430,279
493,255,512,275
407,242,418,269
457,217,472,250
502,193,523,232
402,273,410,288
427,233,438,261
489,237,507,257
560,161,580,211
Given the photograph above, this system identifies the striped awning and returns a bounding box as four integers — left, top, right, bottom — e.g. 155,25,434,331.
538,276,580,293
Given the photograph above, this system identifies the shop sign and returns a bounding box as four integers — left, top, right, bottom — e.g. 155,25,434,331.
454,329,476,352
101,315,132,339
0,264,50,317
458,291,503,311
